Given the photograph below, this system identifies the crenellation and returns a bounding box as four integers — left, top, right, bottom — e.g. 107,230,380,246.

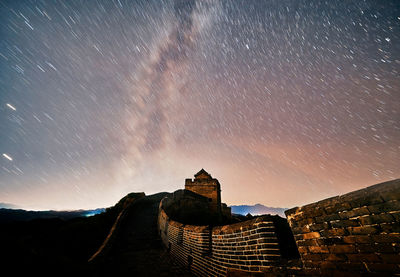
286,178,400,276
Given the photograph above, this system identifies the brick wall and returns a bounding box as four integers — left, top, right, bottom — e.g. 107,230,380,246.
158,197,283,276
285,179,400,276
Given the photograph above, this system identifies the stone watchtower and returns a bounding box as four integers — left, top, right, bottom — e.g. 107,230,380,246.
185,169,226,216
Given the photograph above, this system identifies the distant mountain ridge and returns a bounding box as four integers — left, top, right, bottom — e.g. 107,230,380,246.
0,202,20,209
230,204,287,217
0,208,105,224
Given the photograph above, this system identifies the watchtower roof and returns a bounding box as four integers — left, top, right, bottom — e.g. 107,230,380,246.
194,168,212,180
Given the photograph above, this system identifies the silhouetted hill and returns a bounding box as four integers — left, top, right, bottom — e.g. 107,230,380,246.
0,193,145,277
230,204,287,217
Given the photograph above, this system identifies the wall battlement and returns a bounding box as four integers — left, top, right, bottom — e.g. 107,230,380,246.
158,196,284,276
286,179,400,276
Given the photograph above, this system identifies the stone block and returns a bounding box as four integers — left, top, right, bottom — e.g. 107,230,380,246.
326,254,347,262
309,223,329,232
366,263,400,272
315,213,340,223
308,245,330,253
342,235,371,244
368,200,400,214
318,237,345,246
379,190,400,202
335,261,365,271
303,232,321,240
320,261,337,270
330,219,360,229
329,244,357,254
372,233,400,243
379,254,400,264
357,243,395,253
348,225,381,235
297,239,319,247
321,228,348,237
359,214,394,226
324,202,352,214
346,253,381,262
380,222,400,234
291,225,311,234
302,253,323,261
390,211,400,221
349,194,384,208
339,206,370,219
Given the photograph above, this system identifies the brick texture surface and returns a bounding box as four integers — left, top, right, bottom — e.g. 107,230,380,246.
285,179,400,276
158,198,282,276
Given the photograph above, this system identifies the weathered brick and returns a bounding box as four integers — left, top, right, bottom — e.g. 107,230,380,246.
380,222,400,234
379,190,400,202
342,235,371,244
329,245,357,254
379,254,400,264
357,243,395,253
309,223,328,232
302,253,323,261
359,214,394,226
372,233,400,243
248,266,260,271
339,206,370,219
349,194,384,208
309,246,330,253
297,239,319,247
366,263,400,272
331,270,363,277
320,261,336,270
348,225,381,235
303,232,321,240
302,268,322,275
303,260,320,269
330,219,359,228
249,260,261,265
315,213,340,223
335,262,365,271
304,207,325,218
368,200,400,214
291,225,311,234
326,254,347,262
321,228,348,237
318,237,344,246
346,253,381,262
390,211,400,222
324,202,352,214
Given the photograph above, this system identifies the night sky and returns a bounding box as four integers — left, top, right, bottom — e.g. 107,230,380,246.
1,0,399,210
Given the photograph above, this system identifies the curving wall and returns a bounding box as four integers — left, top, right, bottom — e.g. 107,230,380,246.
285,179,400,276
159,179,400,276
158,196,284,276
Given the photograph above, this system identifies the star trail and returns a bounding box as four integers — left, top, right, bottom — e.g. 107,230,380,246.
0,0,399,210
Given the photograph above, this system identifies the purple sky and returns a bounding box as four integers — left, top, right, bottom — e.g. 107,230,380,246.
1,0,399,210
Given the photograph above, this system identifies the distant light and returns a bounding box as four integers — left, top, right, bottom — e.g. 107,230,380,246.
2,153,13,161
6,103,16,111
84,209,105,217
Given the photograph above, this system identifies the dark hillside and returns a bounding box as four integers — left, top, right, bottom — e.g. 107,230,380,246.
0,192,145,276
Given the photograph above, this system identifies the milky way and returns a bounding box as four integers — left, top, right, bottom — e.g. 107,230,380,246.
0,0,399,210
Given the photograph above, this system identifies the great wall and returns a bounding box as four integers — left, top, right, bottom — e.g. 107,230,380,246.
157,169,400,276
